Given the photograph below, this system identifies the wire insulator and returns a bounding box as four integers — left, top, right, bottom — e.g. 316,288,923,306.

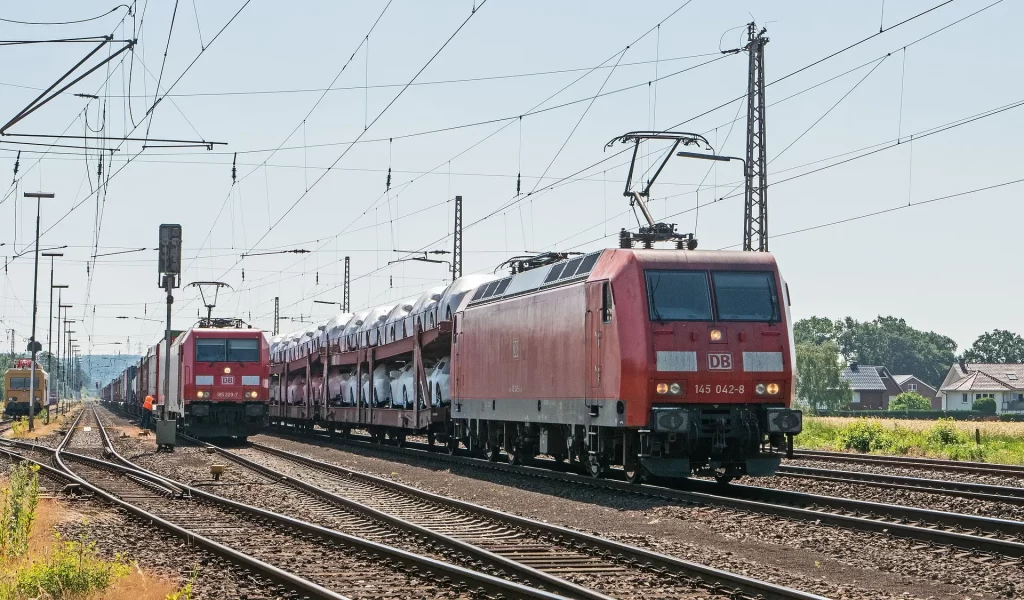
386,167,391,192
516,172,521,196
241,268,245,281
12,150,20,184
232,152,237,184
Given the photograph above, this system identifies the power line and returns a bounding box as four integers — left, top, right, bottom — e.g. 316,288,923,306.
717,177,1024,249
0,5,131,26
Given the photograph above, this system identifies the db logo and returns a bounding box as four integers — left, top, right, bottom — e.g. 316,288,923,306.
221,376,235,385
708,353,733,370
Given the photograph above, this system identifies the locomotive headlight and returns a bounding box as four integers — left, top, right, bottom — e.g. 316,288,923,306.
709,329,723,342
223,367,232,374
196,391,205,399
248,391,258,399
668,383,682,395
766,383,780,395
755,383,767,395
656,383,669,395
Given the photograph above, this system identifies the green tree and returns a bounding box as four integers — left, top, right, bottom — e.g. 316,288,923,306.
832,316,956,389
972,396,997,414
962,329,1024,363
889,391,932,411
796,341,852,414
794,316,839,346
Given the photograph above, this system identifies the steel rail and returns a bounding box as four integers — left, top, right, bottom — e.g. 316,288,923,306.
793,449,1024,477
238,439,828,600
778,464,1024,504
87,408,571,600
50,408,354,600
270,426,1024,559
173,433,613,600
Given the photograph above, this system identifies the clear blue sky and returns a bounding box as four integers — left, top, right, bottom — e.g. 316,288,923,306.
0,0,1020,358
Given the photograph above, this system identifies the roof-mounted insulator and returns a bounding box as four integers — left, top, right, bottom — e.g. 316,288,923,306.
231,152,237,184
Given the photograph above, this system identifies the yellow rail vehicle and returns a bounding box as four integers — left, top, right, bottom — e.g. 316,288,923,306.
3,359,48,418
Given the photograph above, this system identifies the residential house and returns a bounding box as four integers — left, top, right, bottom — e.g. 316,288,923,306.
840,363,904,409
892,374,941,409
939,360,1024,414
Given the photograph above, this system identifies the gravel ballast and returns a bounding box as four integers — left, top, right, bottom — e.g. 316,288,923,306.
252,430,1024,600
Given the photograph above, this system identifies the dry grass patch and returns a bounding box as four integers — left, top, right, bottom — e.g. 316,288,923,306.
798,416,1024,463
1,466,179,600
4,405,81,441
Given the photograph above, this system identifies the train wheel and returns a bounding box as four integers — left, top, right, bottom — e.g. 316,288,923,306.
506,445,524,466
624,463,645,484
714,474,735,485
427,431,436,446
586,453,606,478
394,432,406,447
446,437,458,455
486,442,501,463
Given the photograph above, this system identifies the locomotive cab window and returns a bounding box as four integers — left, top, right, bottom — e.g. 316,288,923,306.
8,377,35,390
228,338,260,362
645,270,712,321
196,338,260,362
711,271,780,322
196,338,227,362
601,281,614,323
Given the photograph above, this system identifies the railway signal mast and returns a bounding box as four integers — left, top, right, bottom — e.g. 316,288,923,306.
157,224,182,450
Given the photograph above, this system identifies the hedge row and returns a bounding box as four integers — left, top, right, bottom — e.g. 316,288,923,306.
815,410,994,421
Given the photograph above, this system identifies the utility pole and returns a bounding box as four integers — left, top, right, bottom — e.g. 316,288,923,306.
342,256,350,312
273,296,280,335
24,191,53,431
452,196,463,280
742,23,769,252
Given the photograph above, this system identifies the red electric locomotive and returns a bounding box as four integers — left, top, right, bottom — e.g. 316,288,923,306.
450,248,801,482
165,322,270,439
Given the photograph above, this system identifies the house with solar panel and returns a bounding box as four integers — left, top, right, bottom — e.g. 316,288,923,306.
939,360,1024,413
840,363,903,409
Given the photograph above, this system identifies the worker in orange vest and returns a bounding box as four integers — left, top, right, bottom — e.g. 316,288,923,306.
141,395,154,429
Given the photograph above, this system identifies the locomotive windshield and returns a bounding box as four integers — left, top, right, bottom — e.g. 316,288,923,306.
7,377,37,390
196,338,261,363
712,271,780,322
645,270,780,322
645,271,712,321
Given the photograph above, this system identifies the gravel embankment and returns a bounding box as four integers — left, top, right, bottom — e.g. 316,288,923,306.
252,431,1022,600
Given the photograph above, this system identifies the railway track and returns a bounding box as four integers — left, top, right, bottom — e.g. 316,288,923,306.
180,433,824,600
777,464,1024,505
792,449,1024,478
48,408,578,600
268,425,1024,562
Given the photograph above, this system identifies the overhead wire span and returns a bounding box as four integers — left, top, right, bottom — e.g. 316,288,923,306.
225,1,491,274
716,177,1024,249
227,0,706,317
0,5,131,26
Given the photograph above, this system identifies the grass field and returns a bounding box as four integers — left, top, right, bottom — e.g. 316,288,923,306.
797,416,1024,464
